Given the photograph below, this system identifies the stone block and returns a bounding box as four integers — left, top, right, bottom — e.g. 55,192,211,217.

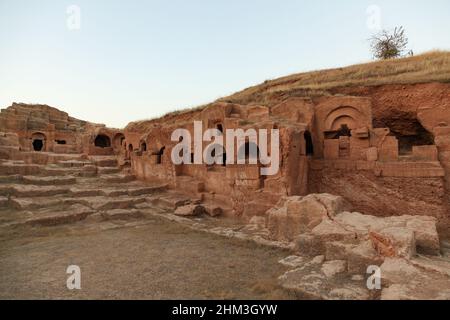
366,147,378,161
379,136,398,161
412,145,438,161
324,139,339,160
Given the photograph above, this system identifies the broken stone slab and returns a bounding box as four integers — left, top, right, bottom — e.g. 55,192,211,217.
101,208,143,220
309,255,326,265
267,193,351,242
409,255,450,278
278,255,305,268
22,175,76,186
24,204,94,226
83,212,103,223
333,211,387,236
285,195,332,230
308,193,352,216
379,257,422,287
266,206,290,241
278,256,370,300
311,219,357,243
203,204,223,217
404,216,440,255
150,194,191,210
380,258,450,300
347,240,384,275
174,204,206,217
134,202,155,209
334,212,440,256
294,234,325,257
321,260,347,278
325,241,356,261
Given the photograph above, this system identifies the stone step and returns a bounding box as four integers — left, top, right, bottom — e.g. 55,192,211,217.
57,160,93,168
22,175,76,186
10,197,64,210
0,174,22,184
91,157,118,167
150,193,191,210
23,204,95,227
101,185,167,197
69,188,103,197
42,165,97,177
97,166,121,174
126,184,168,196
1,185,70,198
101,208,143,220
82,196,147,211
100,174,136,184
0,162,41,176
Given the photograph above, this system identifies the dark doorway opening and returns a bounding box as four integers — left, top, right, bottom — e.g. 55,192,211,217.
238,141,260,162
207,144,226,166
94,135,111,148
156,147,165,164
113,133,125,150
141,142,147,152
33,139,44,151
304,131,314,156
324,124,352,140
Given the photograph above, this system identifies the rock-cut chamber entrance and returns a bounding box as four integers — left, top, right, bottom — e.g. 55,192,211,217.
31,133,46,151
94,135,111,148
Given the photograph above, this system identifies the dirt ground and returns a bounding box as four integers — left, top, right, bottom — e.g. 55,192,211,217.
0,214,292,300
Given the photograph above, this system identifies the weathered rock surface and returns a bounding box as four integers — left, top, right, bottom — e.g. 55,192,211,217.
265,193,449,300
267,194,351,241
174,204,207,217
380,258,450,300
101,208,143,220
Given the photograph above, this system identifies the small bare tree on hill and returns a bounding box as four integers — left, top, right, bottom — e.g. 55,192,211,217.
370,26,409,60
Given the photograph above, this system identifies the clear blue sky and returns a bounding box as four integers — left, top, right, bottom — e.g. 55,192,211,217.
1,0,449,128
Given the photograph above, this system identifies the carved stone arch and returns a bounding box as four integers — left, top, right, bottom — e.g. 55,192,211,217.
324,106,365,132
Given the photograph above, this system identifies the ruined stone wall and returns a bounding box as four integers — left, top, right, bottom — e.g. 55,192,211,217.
0,103,124,160
123,84,449,223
